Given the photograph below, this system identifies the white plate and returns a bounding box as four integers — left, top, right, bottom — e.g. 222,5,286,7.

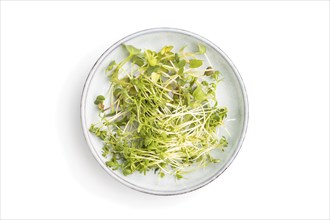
81,28,248,195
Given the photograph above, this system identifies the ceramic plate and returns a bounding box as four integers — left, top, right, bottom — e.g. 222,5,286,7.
81,28,248,195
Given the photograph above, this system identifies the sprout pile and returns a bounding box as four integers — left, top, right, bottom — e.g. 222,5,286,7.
89,44,228,179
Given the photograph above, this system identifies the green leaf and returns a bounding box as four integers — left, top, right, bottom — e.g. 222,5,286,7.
176,172,183,179
106,60,116,72
123,168,133,176
189,59,203,68
220,136,228,147
124,45,141,56
160,46,173,55
198,44,206,54
212,70,221,80
109,67,119,81
178,67,184,76
146,65,160,75
150,72,160,83
94,95,105,105
89,124,96,133
145,50,158,66
106,159,119,170
102,145,110,157
192,85,207,101
131,55,144,67
174,53,180,62
201,81,208,86
176,60,186,68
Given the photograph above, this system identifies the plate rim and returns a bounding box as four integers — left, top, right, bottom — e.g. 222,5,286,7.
80,27,249,196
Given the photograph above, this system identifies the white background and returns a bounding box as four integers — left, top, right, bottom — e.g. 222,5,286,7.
1,1,329,219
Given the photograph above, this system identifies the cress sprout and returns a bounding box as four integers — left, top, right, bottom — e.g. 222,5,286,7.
89,44,228,179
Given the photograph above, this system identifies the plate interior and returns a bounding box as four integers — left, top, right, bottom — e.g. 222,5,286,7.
82,29,247,195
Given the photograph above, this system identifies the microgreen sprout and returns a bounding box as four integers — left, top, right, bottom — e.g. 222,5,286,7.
90,44,229,179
